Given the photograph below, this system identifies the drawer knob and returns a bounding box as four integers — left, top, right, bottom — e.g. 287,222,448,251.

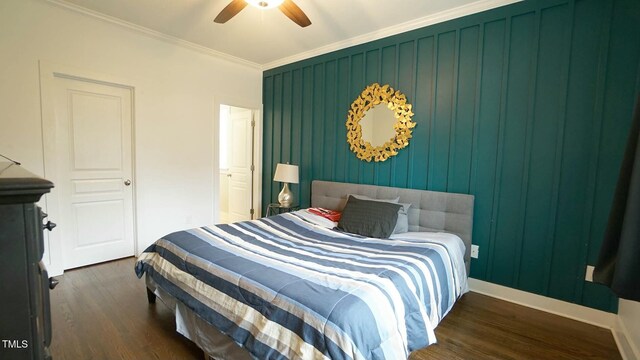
43,221,57,231
49,278,59,290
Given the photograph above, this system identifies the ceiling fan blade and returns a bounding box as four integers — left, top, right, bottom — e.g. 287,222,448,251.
279,0,311,27
214,0,248,24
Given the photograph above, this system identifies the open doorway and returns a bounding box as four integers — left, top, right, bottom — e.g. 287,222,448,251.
218,104,258,223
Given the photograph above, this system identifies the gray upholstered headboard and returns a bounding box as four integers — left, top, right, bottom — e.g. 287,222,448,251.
311,180,475,274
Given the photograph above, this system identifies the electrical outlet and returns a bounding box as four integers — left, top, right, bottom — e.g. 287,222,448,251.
471,245,479,259
585,265,595,282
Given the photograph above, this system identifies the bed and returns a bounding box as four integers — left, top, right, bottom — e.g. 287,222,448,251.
135,180,474,360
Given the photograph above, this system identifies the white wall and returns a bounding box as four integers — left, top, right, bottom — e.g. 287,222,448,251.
618,299,640,359
0,0,262,270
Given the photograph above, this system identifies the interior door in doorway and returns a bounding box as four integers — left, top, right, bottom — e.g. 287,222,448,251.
50,76,135,270
219,105,254,223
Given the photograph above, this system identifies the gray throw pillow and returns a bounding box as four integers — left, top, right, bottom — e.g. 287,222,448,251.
347,194,410,234
338,196,402,238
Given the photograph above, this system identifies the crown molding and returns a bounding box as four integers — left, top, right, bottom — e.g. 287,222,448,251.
44,0,262,70
262,0,521,71
45,0,521,71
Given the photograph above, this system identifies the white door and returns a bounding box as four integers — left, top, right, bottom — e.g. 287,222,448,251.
51,76,134,270
227,107,254,222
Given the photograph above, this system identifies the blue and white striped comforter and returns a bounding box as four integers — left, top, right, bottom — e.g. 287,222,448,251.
135,211,468,360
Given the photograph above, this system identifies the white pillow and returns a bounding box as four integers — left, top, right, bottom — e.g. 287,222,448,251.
293,209,338,229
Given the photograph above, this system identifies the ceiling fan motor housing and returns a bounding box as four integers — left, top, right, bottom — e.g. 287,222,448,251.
246,0,284,9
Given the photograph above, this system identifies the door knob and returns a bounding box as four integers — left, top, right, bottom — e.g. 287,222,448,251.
227,174,232,177
43,221,56,231
124,179,132,186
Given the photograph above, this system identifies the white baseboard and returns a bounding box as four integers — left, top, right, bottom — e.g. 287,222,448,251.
467,278,638,359
614,316,640,360
467,278,617,328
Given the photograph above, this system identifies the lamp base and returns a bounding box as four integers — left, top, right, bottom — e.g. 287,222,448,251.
278,183,294,207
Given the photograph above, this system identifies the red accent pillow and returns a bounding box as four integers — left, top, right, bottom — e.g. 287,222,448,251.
308,207,342,222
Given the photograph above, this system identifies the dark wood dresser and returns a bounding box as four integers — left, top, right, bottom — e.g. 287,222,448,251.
0,162,56,360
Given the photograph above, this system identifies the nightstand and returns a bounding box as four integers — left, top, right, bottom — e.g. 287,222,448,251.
266,203,300,217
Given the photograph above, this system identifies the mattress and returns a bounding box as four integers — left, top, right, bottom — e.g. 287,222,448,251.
135,211,468,360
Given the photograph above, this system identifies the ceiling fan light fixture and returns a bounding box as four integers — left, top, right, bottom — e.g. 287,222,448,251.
215,0,310,27
246,0,284,10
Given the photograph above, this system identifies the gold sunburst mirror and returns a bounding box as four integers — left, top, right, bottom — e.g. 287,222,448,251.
346,83,416,162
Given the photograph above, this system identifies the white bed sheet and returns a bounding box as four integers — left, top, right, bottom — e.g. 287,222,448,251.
146,276,252,360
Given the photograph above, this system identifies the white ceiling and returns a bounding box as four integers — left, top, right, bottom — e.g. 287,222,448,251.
51,0,519,69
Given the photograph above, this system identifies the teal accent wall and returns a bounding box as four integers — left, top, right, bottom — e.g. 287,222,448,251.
262,0,640,312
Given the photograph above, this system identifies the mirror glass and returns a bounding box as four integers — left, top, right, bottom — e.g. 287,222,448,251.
359,104,397,147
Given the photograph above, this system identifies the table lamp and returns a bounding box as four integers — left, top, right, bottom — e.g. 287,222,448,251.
273,163,298,207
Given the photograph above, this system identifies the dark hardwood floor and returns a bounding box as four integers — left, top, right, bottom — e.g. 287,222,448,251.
50,257,621,359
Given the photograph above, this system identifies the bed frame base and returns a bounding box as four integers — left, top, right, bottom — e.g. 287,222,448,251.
146,287,156,304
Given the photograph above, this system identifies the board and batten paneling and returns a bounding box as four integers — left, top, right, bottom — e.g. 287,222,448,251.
262,0,640,312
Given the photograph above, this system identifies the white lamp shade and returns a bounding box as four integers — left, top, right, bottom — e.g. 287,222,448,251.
273,163,299,184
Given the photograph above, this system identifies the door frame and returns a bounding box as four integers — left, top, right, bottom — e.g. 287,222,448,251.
39,61,138,277
213,97,263,223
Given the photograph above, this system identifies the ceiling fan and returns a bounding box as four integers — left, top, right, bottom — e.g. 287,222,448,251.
214,0,312,27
